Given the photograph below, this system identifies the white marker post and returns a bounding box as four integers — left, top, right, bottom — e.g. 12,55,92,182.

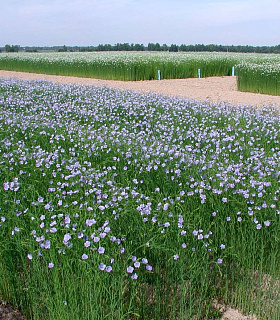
232,66,235,76
198,69,201,78
158,70,161,81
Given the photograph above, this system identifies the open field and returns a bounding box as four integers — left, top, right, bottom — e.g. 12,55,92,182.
0,77,279,320
0,51,280,95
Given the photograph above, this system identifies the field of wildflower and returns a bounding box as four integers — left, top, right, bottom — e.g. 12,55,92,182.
0,51,280,96
0,78,279,320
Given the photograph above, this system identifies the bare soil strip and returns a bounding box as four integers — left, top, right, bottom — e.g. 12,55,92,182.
1,70,280,107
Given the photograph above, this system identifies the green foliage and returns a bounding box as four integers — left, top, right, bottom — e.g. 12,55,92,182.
5,44,20,52
57,45,67,52
0,52,279,88
169,44,179,52
236,62,280,96
0,51,251,80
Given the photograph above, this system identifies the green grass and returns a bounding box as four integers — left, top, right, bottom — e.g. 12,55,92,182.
236,62,280,96
0,51,240,80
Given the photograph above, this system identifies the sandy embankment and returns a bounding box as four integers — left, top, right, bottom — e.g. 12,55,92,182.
0,70,280,107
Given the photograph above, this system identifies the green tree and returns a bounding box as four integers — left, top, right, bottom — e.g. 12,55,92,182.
58,45,67,52
5,44,20,52
133,43,145,51
5,44,11,52
161,44,169,51
169,44,179,52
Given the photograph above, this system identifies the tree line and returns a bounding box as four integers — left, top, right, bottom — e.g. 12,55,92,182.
3,44,21,52
1,43,280,54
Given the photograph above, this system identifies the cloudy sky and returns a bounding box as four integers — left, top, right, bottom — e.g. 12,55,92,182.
0,0,279,47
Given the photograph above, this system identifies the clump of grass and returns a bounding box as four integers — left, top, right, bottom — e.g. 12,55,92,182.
236,62,280,96
0,78,279,319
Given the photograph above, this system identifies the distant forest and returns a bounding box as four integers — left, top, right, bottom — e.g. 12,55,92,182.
2,43,280,53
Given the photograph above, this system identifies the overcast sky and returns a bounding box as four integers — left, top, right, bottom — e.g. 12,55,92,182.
0,0,279,47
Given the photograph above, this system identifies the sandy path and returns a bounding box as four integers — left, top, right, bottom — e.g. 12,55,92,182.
1,70,280,107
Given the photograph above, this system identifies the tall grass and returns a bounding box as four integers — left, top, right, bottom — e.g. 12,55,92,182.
0,78,279,319
236,62,280,96
0,51,241,80
1,51,279,81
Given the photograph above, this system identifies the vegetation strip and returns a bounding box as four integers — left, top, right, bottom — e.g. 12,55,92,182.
0,52,280,96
